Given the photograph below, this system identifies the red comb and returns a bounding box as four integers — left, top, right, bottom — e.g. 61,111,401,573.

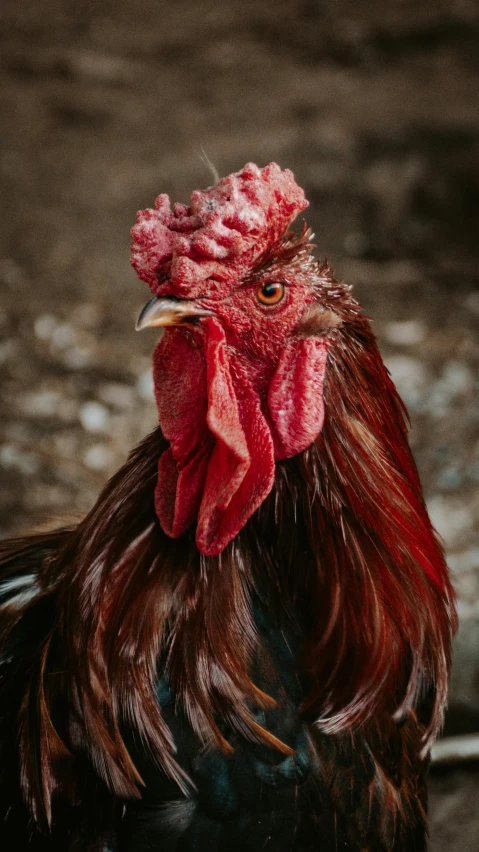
130,162,308,298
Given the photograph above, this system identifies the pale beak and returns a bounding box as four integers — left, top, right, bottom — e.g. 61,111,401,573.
135,295,215,330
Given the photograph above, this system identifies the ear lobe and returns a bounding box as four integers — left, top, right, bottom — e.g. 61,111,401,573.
268,337,329,460
297,303,342,336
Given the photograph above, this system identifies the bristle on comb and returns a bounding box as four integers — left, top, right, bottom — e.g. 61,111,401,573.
130,162,308,299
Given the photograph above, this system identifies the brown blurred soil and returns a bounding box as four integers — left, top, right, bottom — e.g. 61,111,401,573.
1,2,478,847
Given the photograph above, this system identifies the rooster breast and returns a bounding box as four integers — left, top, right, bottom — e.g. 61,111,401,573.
120,595,428,852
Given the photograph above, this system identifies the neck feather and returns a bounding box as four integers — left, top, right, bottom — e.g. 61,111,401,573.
18,311,455,818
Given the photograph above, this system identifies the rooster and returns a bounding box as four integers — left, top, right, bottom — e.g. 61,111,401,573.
0,162,455,851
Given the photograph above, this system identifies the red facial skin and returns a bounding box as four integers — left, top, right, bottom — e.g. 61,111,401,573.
131,163,329,554
152,271,329,556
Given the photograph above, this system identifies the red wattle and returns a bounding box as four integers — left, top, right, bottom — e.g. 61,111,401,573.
153,331,213,538
153,321,329,555
268,338,329,459
202,319,250,514
196,320,276,555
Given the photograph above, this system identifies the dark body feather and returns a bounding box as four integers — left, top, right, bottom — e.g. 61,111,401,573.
0,275,455,850
0,540,429,852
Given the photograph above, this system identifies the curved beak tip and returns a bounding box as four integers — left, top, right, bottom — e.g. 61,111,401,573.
136,295,215,331
135,296,165,331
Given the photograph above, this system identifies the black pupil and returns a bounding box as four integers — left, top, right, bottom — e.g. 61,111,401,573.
262,283,279,298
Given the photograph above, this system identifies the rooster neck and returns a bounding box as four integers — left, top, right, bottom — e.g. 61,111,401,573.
18,307,455,814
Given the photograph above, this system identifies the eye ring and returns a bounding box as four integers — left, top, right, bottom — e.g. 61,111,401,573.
256,282,285,306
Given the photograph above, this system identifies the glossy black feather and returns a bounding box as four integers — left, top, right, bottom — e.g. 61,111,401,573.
119,594,429,851
1,549,429,850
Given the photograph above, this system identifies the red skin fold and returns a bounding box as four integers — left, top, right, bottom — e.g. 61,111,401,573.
131,162,308,298
153,329,213,539
135,162,329,553
268,337,328,460
153,317,328,555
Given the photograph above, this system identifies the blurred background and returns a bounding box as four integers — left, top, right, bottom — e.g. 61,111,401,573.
0,1,478,846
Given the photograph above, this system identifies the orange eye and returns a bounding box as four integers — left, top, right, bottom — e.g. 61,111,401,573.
256,282,285,306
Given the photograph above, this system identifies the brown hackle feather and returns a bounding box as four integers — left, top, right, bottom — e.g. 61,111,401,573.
0,259,455,825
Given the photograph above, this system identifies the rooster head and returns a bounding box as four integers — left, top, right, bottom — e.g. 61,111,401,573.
131,163,341,555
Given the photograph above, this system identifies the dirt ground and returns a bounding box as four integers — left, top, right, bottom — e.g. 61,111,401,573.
1,1,478,847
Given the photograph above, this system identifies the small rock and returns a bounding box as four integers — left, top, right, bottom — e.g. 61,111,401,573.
18,389,78,422
436,465,465,490
51,323,76,350
427,495,472,546
384,355,428,410
99,382,135,410
136,370,155,402
83,443,114,471
424,361,475,418
384,320,426,346
34,314,57,341
441,361,474,395
19,390,59,417
0,444,39,475
0,339,18,364
62,346,92,369
448,549,479,575
0,257,27,288
456,600,479,620
79,401,110,433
